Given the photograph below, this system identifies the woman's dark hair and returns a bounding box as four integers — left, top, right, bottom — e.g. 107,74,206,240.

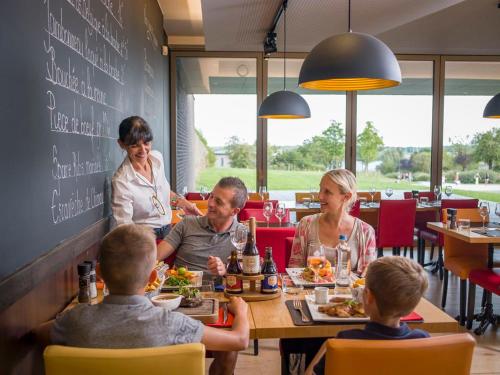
118,116,153,146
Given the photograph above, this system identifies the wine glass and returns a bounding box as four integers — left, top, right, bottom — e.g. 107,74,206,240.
307,242,326,283
200,186,209,200
275,203,286,227
258,186,267,200
181,186,188,198
230,226,248,258
495,203,500,221
262,201,274,227
433,185,441,202
444,185,453,198
385,187,393,199
479,202,490,233
369,187,376,205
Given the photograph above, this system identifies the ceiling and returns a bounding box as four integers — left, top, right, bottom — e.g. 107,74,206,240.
157,0,500,55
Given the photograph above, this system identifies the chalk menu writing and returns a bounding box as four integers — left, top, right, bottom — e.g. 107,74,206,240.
43,0,126,225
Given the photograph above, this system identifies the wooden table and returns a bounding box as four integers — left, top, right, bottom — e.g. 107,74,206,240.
249,292,459,339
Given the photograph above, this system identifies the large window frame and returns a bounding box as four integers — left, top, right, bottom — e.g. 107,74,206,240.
169,51,500,192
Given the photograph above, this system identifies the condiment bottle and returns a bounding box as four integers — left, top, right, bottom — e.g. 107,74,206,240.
335,235,351,288
448,208,457,229
77,262,91,303
84,260,98,299
261,247,278,294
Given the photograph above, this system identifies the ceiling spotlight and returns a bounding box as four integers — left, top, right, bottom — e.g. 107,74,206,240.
264,31,277,56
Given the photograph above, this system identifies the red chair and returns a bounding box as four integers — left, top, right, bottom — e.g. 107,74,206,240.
376,199,417,257
285,236,294,267
348,199,361,218
239,208,290,224
467,268,500,334
419,199,478,278
243,200,279,209
403,191,437,200
185,192,210,200
255,227,296,273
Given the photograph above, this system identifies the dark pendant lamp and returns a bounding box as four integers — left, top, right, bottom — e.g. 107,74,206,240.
483,93,500,118
298,0,401,91
258,1,310,119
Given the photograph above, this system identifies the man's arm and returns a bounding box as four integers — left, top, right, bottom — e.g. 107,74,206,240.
200,297,249,351
157,240,175,261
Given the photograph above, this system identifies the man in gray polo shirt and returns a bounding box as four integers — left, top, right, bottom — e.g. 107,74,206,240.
157,177,248,278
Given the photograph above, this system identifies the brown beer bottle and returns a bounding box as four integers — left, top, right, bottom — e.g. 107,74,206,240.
242,218,260,276
261,247,278,293
226,250,243,294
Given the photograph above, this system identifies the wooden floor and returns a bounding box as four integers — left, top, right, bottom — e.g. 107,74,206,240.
210,249,500,374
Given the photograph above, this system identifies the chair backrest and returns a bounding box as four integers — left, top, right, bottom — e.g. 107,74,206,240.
403,191,436,201
239,208,290,224
255,227,296,272
377,199,417,248
295,192,319,202
186,192,210,200
321,334,475,375
348,199,361,218
189,200,209,209
44,343,205,375
442,208,489,224
247,192,270,201
243,199,279,209
357,191,382,202
437,199,479,246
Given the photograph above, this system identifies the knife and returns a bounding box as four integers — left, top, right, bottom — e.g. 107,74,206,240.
222,303,228,325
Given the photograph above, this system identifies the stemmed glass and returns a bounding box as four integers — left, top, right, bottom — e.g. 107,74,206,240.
230,226,248,259
479,202,490,233
444,185,453,198
200,186,209,200
385,187,393,199
307,242,326,283
369,187,376,206
181,186,188,198
258,186,267,200
495,203,500,222
433,185,441,202
275,203,286,227
262,201,274,227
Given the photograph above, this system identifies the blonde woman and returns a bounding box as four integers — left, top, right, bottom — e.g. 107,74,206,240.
288,169,376,276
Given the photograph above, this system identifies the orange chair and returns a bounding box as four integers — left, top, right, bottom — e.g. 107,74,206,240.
247,192,269,201
357,191,381,203
189,200,209,210
295,192,319,202
441,208,489,325
306,334,475,375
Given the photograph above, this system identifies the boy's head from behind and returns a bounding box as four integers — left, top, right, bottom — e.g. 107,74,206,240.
365,256,428,319
99,224,156,295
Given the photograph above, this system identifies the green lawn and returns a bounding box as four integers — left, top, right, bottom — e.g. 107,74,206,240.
196,168,500,202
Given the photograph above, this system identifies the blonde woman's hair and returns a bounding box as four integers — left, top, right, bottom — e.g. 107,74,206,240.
323,169,357,212
99,224,157,294
366,256,429,318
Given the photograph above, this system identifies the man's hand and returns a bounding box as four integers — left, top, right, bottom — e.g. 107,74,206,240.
227,296,248,317
176,196,203,216
207,256,226,276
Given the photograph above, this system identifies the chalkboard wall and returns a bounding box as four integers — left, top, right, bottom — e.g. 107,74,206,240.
0,0,169,281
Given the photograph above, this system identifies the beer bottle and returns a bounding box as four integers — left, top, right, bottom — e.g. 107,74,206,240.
261,247,278,294
242,218,260,276
225,250,243,294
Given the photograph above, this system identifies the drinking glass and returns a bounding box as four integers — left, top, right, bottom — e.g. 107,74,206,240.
258,186,267,200
369,187,376,205
433,185,441,202
181,186,188,198
230,226,247,258
275,203,286,227
479,202,490,232
200,186,209,200
444,185,453,198
385,187,393,199
280,274,303,295
457,218,470,233
262,201,274,227
307,242,326,282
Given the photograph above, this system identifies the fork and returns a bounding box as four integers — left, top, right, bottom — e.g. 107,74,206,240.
293,299,310,322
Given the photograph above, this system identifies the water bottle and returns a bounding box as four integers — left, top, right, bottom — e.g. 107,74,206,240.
335,235,351,288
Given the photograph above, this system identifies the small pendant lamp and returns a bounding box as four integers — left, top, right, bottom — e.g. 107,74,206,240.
258,1,310,119
298,0,401,91
483,93,500,118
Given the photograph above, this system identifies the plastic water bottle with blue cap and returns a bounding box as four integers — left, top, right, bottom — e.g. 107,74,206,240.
335,235,351,288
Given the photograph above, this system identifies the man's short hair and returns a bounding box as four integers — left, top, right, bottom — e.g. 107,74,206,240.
366,256,428,318
99,224,156,294
215,177,248,209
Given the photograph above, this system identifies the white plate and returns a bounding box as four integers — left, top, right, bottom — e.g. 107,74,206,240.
304,294,369,323
285,268,335,287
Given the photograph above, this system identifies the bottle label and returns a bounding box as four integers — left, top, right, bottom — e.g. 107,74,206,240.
243,255,260,274
261,274,278,293
226,275,242,292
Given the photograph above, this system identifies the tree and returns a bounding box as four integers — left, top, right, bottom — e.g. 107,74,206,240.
410,151,431,173
357,121,384,172
317,120,345,169
195,129,215,167
225,136,254,168
378,148,403,174
449,136,473,171
473,128,500,170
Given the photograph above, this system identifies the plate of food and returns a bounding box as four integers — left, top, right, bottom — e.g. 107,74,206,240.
285,263,335,287
162,267,203,290
145,269,166,298
304,294,369,322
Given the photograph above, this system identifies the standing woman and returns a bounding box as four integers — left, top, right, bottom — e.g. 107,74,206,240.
112,116,200,240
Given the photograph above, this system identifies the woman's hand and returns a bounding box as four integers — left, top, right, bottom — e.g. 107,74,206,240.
172,194,203,215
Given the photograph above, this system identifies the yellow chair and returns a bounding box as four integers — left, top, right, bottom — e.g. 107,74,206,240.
248,192,269,201
307,334,475,375
295,192,319,202
357,191,381,202
441,208,489,325
44,343,205,375
189,200,209,209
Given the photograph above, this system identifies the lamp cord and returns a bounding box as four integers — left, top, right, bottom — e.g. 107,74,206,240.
283,0,287,90
348,0,351,32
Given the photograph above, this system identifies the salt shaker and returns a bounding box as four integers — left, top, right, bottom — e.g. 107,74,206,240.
84,260,98,299
77,262,91,303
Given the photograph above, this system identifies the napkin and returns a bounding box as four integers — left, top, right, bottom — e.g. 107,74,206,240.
207,306,234,328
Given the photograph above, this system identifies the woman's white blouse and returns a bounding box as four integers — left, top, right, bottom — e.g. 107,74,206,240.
112,150,172,228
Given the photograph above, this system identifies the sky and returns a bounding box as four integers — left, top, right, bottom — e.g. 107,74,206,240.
193,94,499,148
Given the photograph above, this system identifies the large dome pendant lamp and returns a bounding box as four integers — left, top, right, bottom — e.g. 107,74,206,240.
483,93,500,118
258,0,310,119
298,0,401,91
